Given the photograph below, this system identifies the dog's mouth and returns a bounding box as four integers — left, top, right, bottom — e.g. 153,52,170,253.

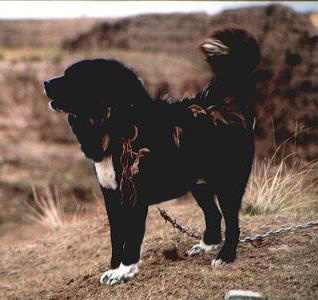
47,97,80,118
48,100,84,120
49,99,112,126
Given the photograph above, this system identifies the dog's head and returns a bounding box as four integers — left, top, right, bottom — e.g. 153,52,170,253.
44,59,151,162
44,58,151,120
200,28,261,76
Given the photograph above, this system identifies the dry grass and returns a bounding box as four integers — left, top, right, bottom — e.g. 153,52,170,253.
243,148,318,216
26,185,68,231
0,47,64,64
25,185,107,231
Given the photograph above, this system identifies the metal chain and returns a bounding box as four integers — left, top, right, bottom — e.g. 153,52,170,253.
157,207,318,244
239,220,318,243
157,208,202,240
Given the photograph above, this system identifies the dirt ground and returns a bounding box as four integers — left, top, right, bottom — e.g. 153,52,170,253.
1,199,318,300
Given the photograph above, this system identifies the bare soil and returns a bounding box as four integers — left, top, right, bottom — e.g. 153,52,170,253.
1,200,318,300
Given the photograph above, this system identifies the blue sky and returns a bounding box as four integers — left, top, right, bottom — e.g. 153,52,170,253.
0,1,317,19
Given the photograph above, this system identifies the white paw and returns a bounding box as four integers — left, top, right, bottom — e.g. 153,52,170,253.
187,240,219,256
100,262,139,285
211,258,225,267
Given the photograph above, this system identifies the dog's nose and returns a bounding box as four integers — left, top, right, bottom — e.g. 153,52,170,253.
44,80,53,97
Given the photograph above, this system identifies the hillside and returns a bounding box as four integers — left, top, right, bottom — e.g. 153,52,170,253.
63,13,210,53
0,18,101,48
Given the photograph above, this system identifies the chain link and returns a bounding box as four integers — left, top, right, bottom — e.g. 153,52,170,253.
157,207,318,244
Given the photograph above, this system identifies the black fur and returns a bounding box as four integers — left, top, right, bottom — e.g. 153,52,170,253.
44,28,260,273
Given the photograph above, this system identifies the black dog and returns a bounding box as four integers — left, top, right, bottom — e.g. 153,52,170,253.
44,28,260,285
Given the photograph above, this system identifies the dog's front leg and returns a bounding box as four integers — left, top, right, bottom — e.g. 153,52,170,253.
100,202,148,285
101,188,125,269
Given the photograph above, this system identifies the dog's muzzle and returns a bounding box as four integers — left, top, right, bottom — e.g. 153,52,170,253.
44,77,67,113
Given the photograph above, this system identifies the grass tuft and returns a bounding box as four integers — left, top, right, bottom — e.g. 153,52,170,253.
25,185,68,231
243,149,318,216
25,185,104,231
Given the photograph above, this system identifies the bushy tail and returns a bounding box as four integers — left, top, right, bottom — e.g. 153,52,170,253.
200,28,261,75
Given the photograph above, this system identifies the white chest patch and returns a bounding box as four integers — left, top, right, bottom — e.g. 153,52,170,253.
95,156,117,190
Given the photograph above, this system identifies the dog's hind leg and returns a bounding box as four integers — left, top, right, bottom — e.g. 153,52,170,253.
187,183,222,256
211,187,244,266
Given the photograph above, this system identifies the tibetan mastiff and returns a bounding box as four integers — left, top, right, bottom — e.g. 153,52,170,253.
44,28,260,285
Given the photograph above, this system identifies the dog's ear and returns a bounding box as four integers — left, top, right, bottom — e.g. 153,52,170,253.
67,115,105,162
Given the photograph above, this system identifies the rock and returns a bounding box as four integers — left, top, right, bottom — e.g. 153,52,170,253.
224,290,270,300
